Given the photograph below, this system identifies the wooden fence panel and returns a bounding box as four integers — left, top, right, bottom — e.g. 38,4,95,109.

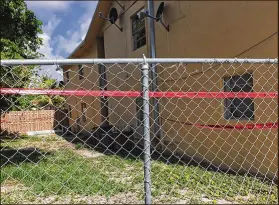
0,110,67,134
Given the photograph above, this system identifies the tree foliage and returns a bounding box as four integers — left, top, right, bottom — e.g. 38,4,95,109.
0,0,43,86
0,0,65,111
0,0,43,59
13,75,66,111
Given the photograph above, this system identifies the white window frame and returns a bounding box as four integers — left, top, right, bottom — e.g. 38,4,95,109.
131,9,146,50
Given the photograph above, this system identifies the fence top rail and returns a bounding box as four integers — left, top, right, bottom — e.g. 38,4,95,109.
1,58,278,66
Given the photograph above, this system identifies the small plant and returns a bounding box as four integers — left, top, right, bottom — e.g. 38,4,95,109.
75,143,83,150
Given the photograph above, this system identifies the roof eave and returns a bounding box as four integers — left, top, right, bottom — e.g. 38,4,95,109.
66,39,85,59
66,1,112,59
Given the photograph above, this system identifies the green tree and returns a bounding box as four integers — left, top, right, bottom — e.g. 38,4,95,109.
14,75,65,111
0,0,43,59
13,75,65,111
0,0,44,110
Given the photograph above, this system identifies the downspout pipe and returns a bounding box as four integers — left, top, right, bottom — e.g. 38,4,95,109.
147,0,161,149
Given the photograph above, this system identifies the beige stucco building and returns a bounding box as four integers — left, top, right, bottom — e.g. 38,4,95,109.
63,1,278,181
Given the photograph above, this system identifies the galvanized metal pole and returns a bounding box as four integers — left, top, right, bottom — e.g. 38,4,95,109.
147,0,156,60
141,56,152,204
147,0,161,147
2,58,277,65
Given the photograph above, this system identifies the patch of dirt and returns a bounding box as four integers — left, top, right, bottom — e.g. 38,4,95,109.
5,135,105,159
33,139,104,159
107,170,132,183
106,164,141,184
197,193,258,204
21,192,141,204
163,189,236,204
107,166,142,184
107,192,141,204
174,199,189,204
154,195,187,204
151,189,194,204
200,195,234,204
178,188,192,196
111,176,134,184
200,196,240,204
124,165,137,171
74,149,104,158
200,197,212,203
1,180,18,194
6,136,75,152
1,179,27,194
234,194,256,202
216,199,233,204
171,189,193,204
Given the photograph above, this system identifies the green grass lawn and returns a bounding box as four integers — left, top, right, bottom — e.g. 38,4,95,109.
1,135,278,204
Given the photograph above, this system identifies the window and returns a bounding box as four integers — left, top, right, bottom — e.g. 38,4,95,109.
131,9,146,50
78,65,84,80
81,103,87,122
224,73,254,120
65,71,69,82
136,98,144,126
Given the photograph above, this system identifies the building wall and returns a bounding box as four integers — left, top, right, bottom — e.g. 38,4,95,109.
64,1,277,179
101,1,149,132
63,45,102,133
154,0,278,179
99,1,278,179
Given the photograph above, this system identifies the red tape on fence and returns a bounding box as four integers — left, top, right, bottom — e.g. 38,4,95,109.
0,88,278,98
1,88,277,130
195,122,278,129
161,117,278,130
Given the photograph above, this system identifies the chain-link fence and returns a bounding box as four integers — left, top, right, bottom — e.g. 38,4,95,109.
0,57,278,204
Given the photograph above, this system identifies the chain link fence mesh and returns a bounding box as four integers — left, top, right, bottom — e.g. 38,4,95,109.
0,58,278,204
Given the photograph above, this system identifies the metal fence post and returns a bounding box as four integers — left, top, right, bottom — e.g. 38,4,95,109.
141,55,152,204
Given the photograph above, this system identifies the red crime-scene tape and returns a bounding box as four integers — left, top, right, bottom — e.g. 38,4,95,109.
161,117,278,130
0,88,278,98
195,122,278,129
1,88,277,130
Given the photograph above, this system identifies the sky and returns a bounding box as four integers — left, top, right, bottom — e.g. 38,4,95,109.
25,1,98,81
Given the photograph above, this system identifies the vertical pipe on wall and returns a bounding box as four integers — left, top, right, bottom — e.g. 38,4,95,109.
97,37,109,127
147,0,161,148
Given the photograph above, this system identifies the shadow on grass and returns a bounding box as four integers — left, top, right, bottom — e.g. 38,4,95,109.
0,131,50,167
55,128,251,176
0,146,50,167
0,131,29,142
55,126,278,184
